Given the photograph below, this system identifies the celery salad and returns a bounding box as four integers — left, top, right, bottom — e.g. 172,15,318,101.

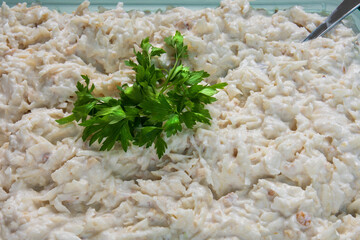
1,0,360,239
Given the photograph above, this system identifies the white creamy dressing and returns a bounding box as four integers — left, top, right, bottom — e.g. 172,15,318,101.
1,0,360,239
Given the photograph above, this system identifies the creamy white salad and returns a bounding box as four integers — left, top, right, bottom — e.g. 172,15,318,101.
1,0,360,239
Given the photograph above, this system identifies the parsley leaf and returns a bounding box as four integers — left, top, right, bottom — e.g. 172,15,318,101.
56,31,227,158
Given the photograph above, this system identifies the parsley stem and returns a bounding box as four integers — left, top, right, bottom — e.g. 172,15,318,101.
160,57,179,94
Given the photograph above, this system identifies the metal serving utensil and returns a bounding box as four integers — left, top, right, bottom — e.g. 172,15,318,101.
303,0,360,42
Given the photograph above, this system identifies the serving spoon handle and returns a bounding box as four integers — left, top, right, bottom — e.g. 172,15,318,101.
303,0,360,42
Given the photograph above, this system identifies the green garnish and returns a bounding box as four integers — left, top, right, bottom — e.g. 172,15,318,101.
56,31,227,158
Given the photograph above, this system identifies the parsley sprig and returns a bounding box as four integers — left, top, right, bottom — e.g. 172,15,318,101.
57,31,227,158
